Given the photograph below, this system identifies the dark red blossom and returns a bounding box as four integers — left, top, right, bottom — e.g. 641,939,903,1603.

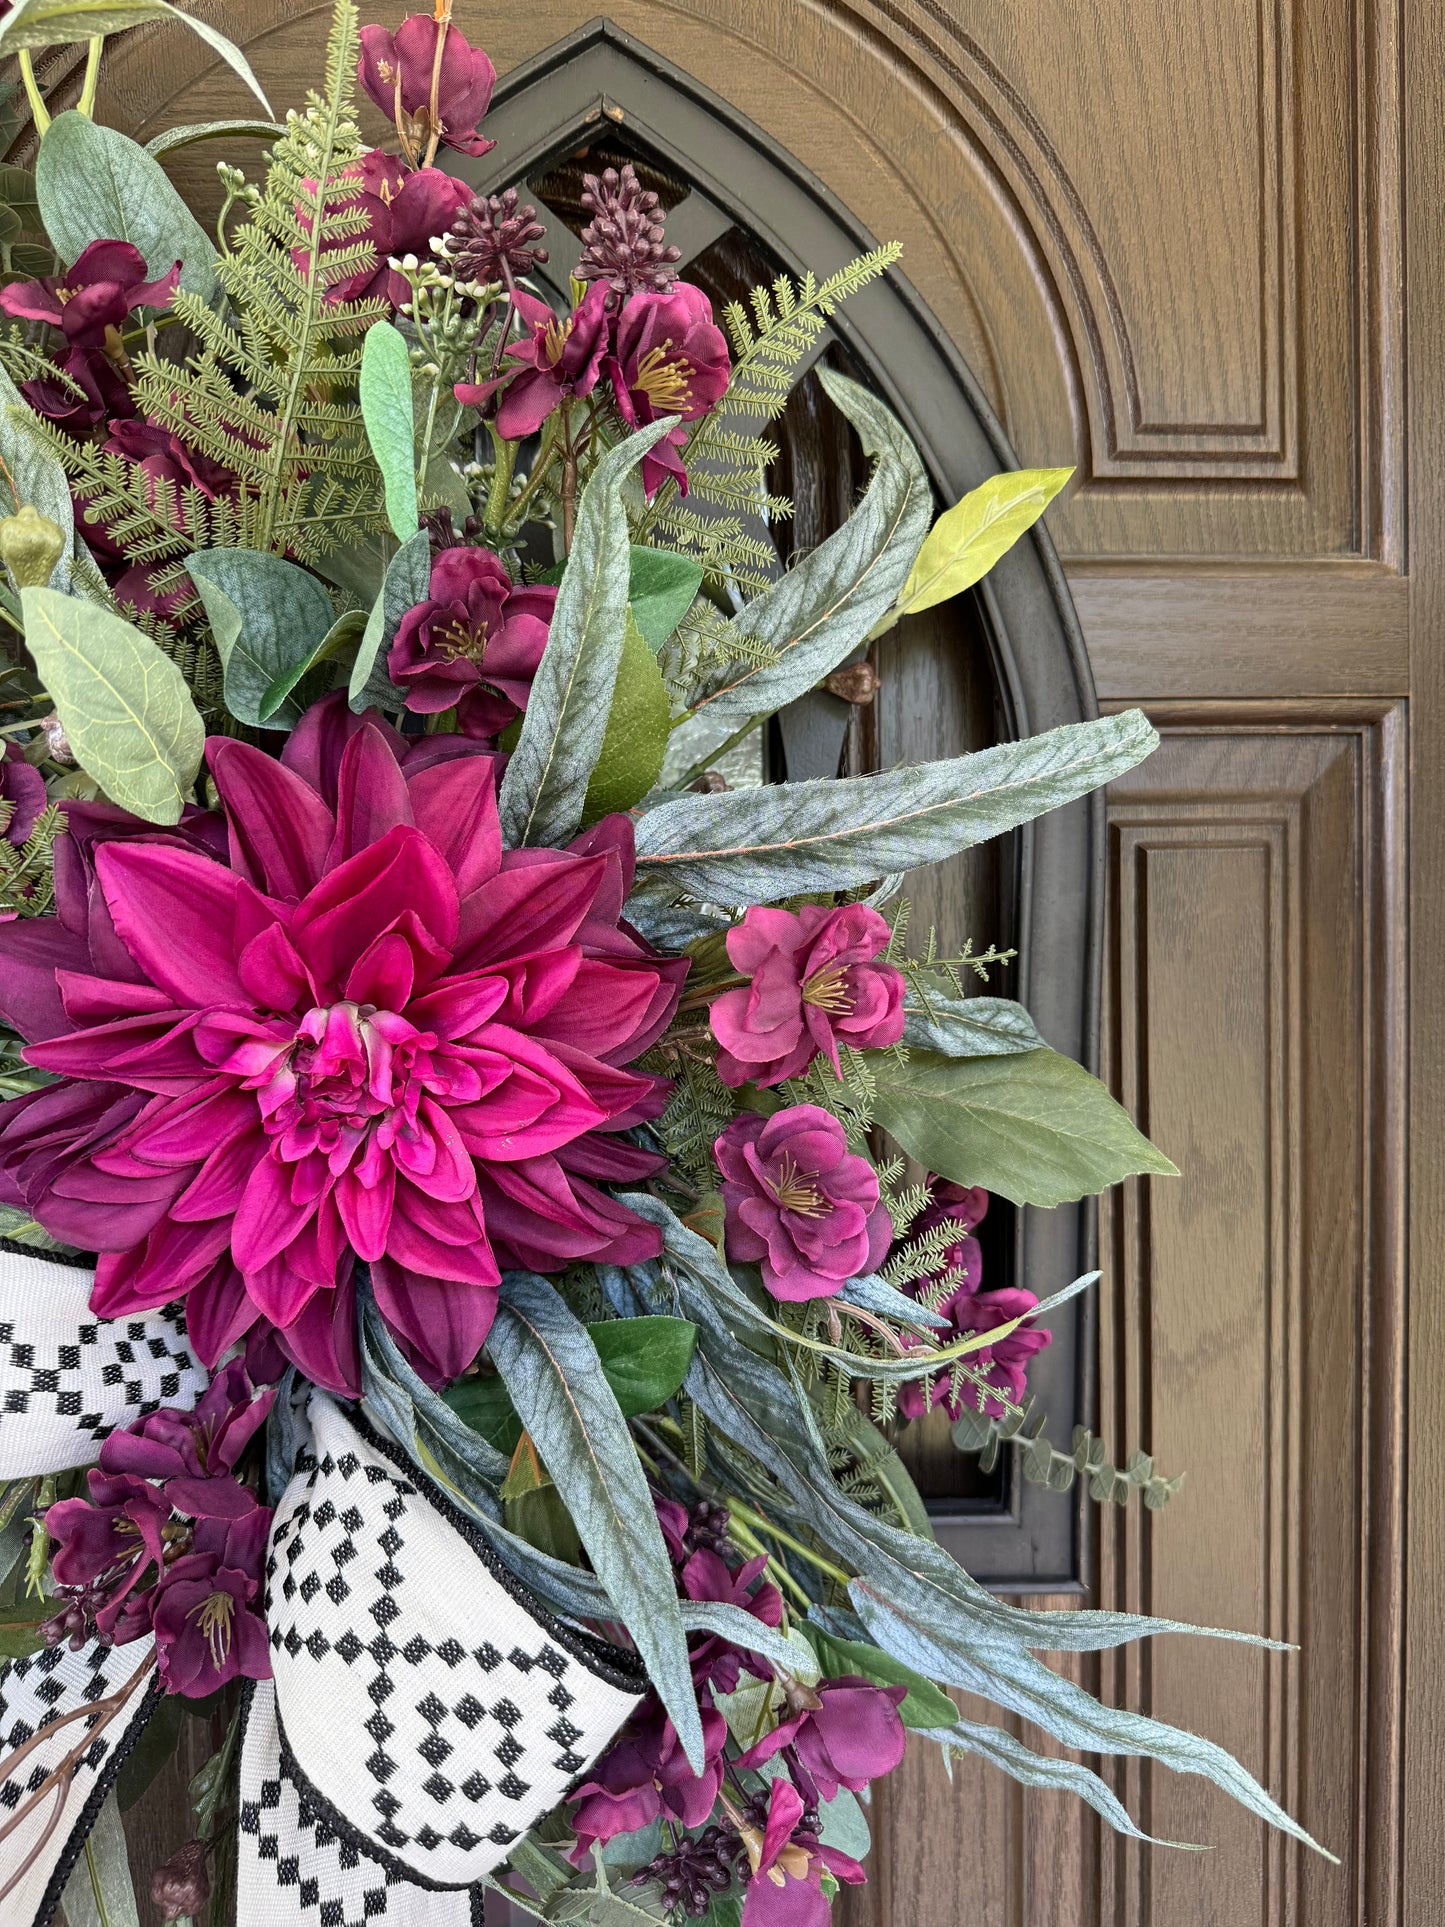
387,545,556,735
358,14,497,159
0,742,44,847
737,1675,907,1802
569,1698,729,1857
738,1779,866,1927
311,150,471,309
603,284,731,497
0,240,180,349
455,284,611,438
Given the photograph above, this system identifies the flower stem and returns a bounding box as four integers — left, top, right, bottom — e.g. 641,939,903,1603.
422,2,452,169
673,716,763,788
76,36,104,119
17,52,50,137
728,1500,852,1587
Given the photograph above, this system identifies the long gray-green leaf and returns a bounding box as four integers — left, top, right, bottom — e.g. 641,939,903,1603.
635,710,1158,904
499,419,678,849
145,118,284,158
0,3,272,110
0,371,73,590
186,548,336,730
902,992,1046,1056
488,1271,703,1771
21,586,202,823
60,1791,141,1927
37,113,218,299
349,529,431,711
688,370,931,724
360,321,419,539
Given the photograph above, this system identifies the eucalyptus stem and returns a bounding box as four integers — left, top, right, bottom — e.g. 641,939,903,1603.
674,713,764,785
17,52,50,137
484,425,517,531
76,36,104,119
728,1499,852,1588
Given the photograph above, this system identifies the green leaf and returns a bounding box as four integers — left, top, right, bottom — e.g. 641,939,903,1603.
0,366,74,590
145,118,283,158
901,992,1046,1057
499,417,680,849
801,1622,958,1729
690,369,932,724
582,610,671,824
439,1371,523,1455
628,545,703,650
487,1271,703,1772
36,113,218,299
59,1790,141,1927
0,2,272,111
360,320,419,540
258,608,365,722
505,1480,583,1568
871,1046,1179,1208
0,166,42,233
636,709,1159,906
588,1315,697,1417
21,585,202,823
895,466,1073,617
116,1691,186,1809
186,548,337,730
349,528,430,712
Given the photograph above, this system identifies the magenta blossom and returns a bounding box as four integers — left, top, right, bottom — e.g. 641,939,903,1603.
387,546,556,735
106,417,232,515
358,14,497,158
0,697,684,1393
604,284,731,497
683,1546,783,1695
738,1675,906,1802
710,903,905,1089
716,1107,892,1302
0,743,44,847
455,284,611,438
314,150,471,308
740,1779,866,1927
570,1697,729,1857
151,1516,272,1696
0,239,180,350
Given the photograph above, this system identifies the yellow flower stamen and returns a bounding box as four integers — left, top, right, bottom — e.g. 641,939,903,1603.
766,1153,825,1217
190,1589,235,1670
801,962,853,1016
633,342,694,413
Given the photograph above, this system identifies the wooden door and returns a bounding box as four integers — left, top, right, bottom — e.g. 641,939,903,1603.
22,3,1439,1923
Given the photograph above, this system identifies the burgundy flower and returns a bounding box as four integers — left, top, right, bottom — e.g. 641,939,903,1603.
0,743,44,847
682,1547,783,1695
100,1358,275,1492
454,284,611,438
604,285,731,497
570,1697,728,1857
387,546,556,735
0,240,180,350
710,904,905,1089
716,1108,892,1302
358,14,497,159
313,150,471,308
739,1780,866,1927
0,698,684,1393
106,417,232,515
738,1675,906,1802
111,563,195,630
151,1520,272,1696
45,1470,172,1645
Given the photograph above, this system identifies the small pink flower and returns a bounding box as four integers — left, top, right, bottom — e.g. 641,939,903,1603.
738,1676,906,1801
455,284,612,438
387,545,556,735
306,150,471,309
358,14,497,158
715,1106,892,1301
604,284,731,497
711,903,905,1089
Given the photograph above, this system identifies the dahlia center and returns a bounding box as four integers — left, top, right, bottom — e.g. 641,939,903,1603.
254,1000,441,1174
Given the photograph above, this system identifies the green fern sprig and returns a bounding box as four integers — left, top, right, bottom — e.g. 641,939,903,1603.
779,1045,877,1147
0,799,61,919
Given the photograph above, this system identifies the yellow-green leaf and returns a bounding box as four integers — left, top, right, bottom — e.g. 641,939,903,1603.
581,608,671,824
21,586,203,825
897,466,1073,616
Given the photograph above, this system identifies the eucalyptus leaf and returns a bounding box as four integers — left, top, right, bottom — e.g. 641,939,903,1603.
689,369,931,724
21,586,202,823
499,417,679,850
146,118,284,158
902,992,1046,1057
581,610,672,825
871,1046,1179,1208
186,548,337,730
258,608,366,722
890,466,1073,620
37,113,218,299
635,709,1159,905
349,528,430,711
488,1271,703,1772
360,320,419,539
628,544,704,649
0,2,272,111
0,368,74,589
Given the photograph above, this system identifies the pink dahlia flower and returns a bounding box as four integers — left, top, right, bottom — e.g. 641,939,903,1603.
0,698,684,1393
710,902,905,1089
604,284,731,497
387,545,556,734
358,14,497,158
715,1106,892,1301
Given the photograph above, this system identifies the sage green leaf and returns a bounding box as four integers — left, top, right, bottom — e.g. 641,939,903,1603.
37,113,218,299
588,1315,697,1417
258,608,366,723
360,320,419,539
801,1622,959,1729
0,165,42,234
186,548,336,730
871,1046,1179,1208
488,1271,704,1772
901,992,1046,1057
582,610,671,824
146,117,284,158
0,367,74,590
628,545,703,650
58,1792,141,1927
21,585,202,823
499,417,679,849
0,2,272,110
690,369,932,724
349,528,430,712
636,709,1159,906
895,466,1073,617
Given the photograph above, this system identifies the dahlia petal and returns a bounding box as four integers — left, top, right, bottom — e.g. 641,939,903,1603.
0,917,89,1039
90,1213,233,1315
208,738,335,899
327,724,414,865
282,693,407,808
96,844,256,1007
452,853,606,968
56,971,174,1022
404,974,509,1039
370,1257,497,1382
182,1258,260,1365
237,922,313,1010
406,753,502,895
386,1185,499,1286
345,929,415,1010
274,1279,359,1397
172,1124,269,1219
232,1151,320,1271
335,1161,396,1262
529,960,663,1059
290,825,459,996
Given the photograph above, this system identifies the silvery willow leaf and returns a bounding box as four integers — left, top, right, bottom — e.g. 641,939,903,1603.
901,991,1047,1056
20,586,203,823
186,547,336,730
500,418,680,849
358,1290,508,1503
0,1,273,110
0,366,74,590
145,118,284,158
488,1271,704,1771
676,1602,817,1676
37,113,219,300
688,369,932,725
359,319,419,539
635,709,1159,905
836,1275,952,1328
349,527,431,711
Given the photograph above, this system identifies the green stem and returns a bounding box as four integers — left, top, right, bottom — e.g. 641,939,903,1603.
501,414,562,530
728,1499,853,1587
725,1513,812,1609
673,713,763,784
484,425,517,531
17,51,50,137
76,36,104,119
83,1834,113,1927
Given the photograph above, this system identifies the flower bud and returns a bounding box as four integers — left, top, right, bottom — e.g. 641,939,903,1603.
689,770,730,793
824,661,880,705
151,1839,210,1922
39,712,72,766
0,506,66,590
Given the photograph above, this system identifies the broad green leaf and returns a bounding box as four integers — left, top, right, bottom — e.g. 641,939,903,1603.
871,1046,1179,1208
59,1791,141,1927
802,1621,958,1729
186,548,336,730
689,369,932,724
628,544,703,649
505,1480,583,1568
441,1371,523,1455
0,2,272,110
258,607,366,722
145,117,283,158
635,709,1159,906
21,585,202,822
588,1315,697,1416
499,417,679,850
349,528,431,712
902,991,1046,1057
0,165,42,232
894,466,1073,617
37,113,217,299
360,320,419,540
0,366,74,589
582,610,671,824
488,1271,703,1772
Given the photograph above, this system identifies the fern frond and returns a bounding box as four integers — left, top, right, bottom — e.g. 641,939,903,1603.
0,801,61,918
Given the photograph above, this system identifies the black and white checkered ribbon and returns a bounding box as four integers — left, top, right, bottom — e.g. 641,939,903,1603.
0,1244,208,1478
267,1395,646,1888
